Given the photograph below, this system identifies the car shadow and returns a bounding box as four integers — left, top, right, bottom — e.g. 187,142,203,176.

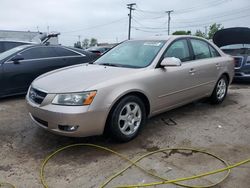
2,87,241,164
0,94,26,102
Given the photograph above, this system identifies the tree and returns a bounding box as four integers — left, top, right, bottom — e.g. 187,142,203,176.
74,41,82,49
194,30,206,38
208,23,223,39
90,38,98,47
172,30,191,35
82,38,89,49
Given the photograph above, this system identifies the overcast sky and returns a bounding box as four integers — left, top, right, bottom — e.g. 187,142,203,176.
1,0,249,46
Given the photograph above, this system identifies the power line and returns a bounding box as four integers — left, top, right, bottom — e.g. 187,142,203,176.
133,0,229,16
132,18,166,29
133,0,230,17
61,17,127,34
133,11,167,20
133,13,250,34
174,6,250,23
172,13,250,30
174,0,230,14
132,27,167,33
127,3,136,40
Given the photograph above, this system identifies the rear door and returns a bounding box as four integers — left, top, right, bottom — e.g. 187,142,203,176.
188,38,221,96
2,46,66,94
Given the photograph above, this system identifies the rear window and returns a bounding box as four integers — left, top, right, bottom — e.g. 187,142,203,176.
0,41,27,53
221,44,250,49
54,47,81,57
190,39,211,60
222,45,250,56
209,45,220,57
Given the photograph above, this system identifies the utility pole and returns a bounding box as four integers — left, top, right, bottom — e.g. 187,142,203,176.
166,10,174,35
204,26,208,38
127,3,136,40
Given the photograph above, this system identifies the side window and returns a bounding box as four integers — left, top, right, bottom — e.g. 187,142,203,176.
54,47,81,57
20,47,58,60
190,39,211,60
209,45,220,57
4,42,24,51
164,39,191,62
0,43,4,53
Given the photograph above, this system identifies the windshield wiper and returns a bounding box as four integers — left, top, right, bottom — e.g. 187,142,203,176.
99,63,120,67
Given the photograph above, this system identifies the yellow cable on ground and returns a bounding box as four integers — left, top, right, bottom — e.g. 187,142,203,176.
0,182,15,188
40,143,250,188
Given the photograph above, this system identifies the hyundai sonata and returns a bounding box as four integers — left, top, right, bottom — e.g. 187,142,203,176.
26,36,234,142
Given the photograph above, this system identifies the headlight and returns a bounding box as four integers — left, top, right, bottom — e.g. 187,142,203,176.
52,91,97,106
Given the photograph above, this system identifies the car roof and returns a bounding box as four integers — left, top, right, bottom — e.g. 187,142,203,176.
129,35,205,41
35,45,95,56
0,39,37,44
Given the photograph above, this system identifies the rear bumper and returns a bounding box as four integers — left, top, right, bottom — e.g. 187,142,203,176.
26,95,109,137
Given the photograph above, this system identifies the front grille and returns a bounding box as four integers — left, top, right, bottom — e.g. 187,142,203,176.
29,87,47,104
233,56,244,69
235,73,242,76
33,116,48,127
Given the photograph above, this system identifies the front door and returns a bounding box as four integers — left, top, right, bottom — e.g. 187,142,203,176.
150,39,199,113
2,46,66,94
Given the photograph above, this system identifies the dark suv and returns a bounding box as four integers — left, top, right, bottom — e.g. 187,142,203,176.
213,27,250,81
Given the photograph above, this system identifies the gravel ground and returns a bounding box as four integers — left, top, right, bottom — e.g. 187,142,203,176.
0,83,250,188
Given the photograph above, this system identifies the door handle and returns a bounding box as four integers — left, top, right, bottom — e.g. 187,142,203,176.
216,63,220,69
189,68,196,75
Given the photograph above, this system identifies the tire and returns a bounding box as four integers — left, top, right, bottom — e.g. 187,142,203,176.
107,95,146,142
210,75,228,104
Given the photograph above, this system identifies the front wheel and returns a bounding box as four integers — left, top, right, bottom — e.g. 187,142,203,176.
107,95,146,142
210,75,228,104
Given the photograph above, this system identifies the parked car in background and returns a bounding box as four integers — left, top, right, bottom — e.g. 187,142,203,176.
26,36,234,142
0,44,98,97
0,40,35,53
213,27,250,81
86,46,112,55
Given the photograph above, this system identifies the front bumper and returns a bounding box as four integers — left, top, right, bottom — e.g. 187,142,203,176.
26,95,109,137
234,71,250,81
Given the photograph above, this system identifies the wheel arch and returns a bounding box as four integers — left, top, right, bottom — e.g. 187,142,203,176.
103,90,151,134
109,90,151,117
221,72,230,83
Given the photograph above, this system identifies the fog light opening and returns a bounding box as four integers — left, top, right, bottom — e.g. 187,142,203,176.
58,125,79,132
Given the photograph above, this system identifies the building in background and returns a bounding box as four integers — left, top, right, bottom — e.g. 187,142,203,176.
0,30,59,44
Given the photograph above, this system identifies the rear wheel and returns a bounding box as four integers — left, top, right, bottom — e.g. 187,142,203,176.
210,75,228,104
107,95,146,142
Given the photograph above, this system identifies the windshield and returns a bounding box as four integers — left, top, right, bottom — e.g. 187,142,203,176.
0,45,30,61
95,40,165,68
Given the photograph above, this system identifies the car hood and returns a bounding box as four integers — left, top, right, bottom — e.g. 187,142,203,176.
213,27,250,47
32,64,141,93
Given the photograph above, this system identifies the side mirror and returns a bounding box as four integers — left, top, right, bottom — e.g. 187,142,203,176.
11,54,24,64
160,57,182,67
